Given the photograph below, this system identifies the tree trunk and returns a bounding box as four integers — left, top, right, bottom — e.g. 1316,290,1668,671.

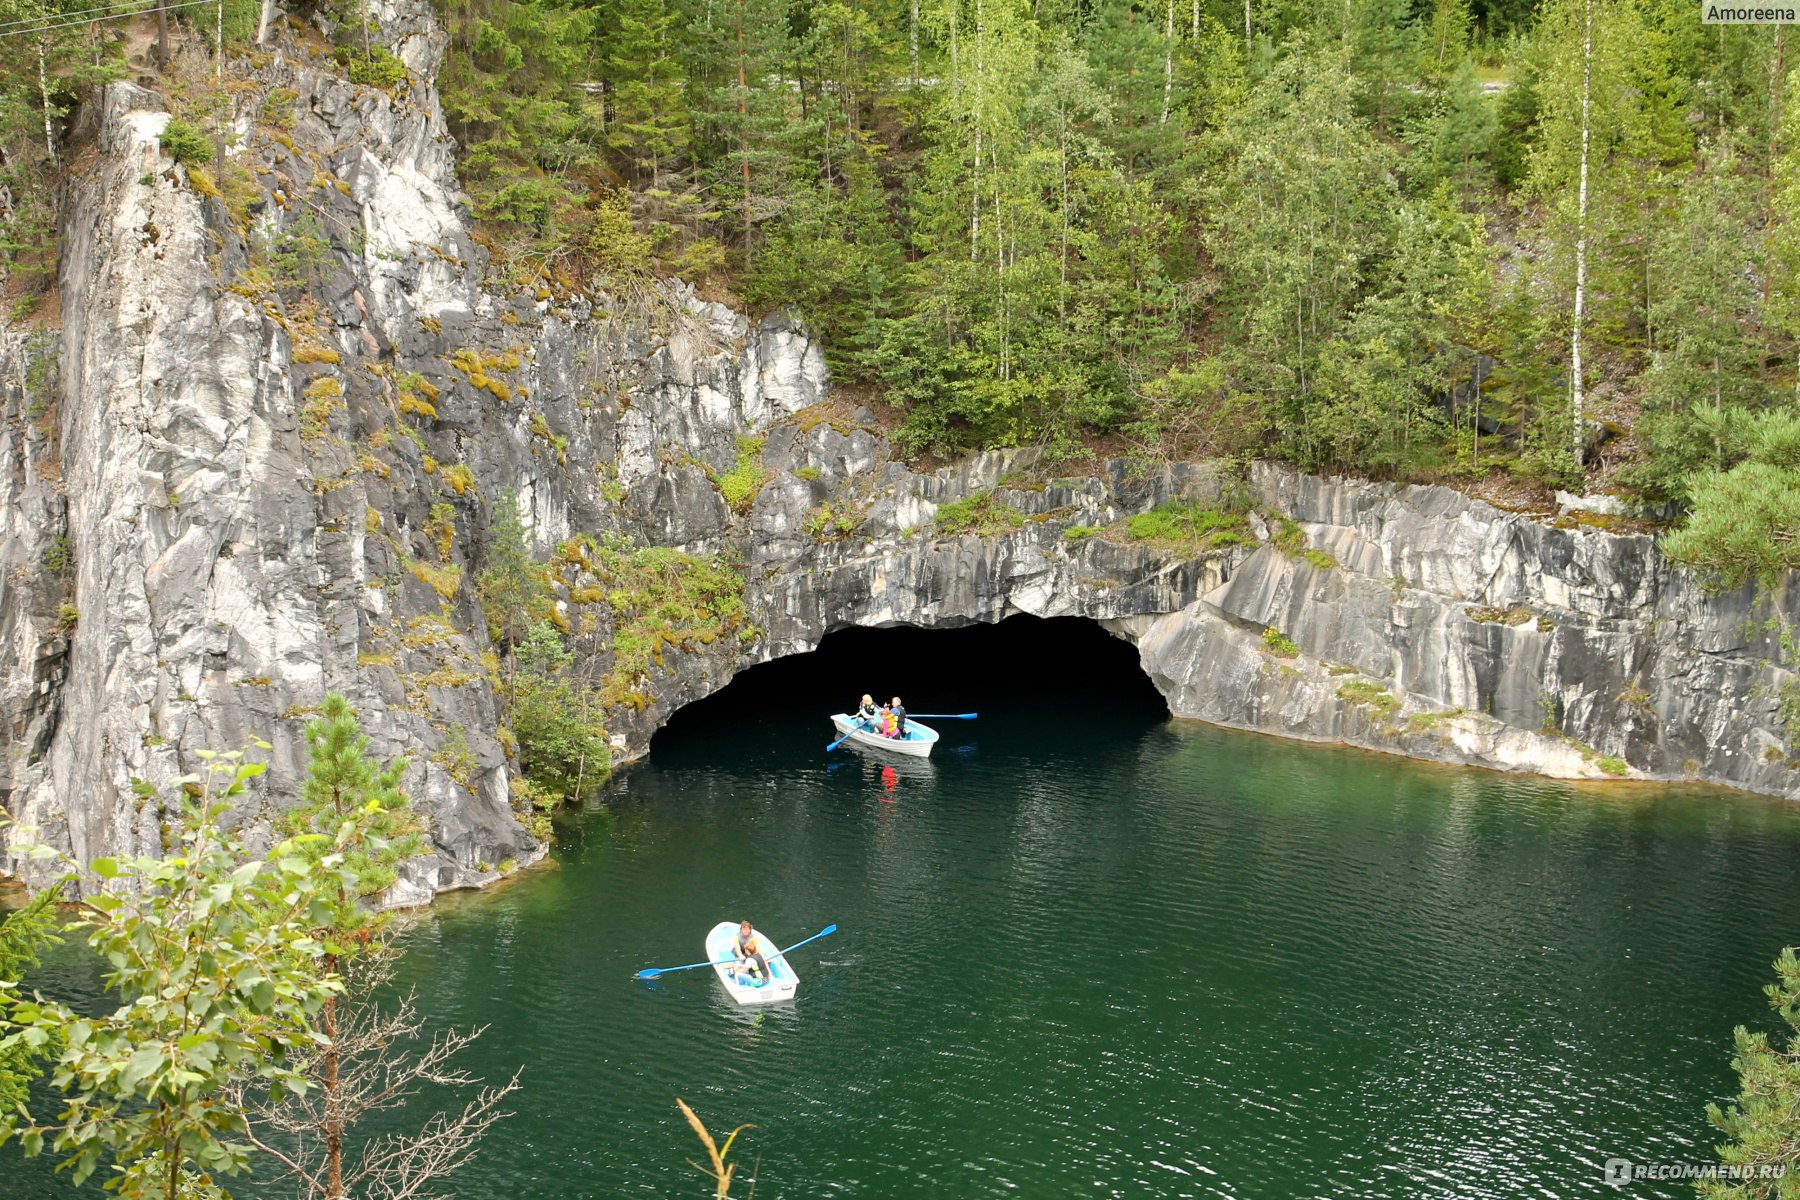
1059,122,1069,326
970,125,982,261
157,0,170,69
1571,0,1593,474
950,0,959,94
1161,0,1174,125
737,12,752,269
256,0,276,46
37,40,55,162
969,0,982,261
1473,355,1484,468
1244,0,1251,57
324,982,343,1197
910,0,920,88
1763,25,1784,385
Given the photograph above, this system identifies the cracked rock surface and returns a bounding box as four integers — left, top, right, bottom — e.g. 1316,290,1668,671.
2,2,1795,903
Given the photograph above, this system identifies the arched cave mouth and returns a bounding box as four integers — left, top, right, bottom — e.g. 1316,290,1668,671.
650,614,1170,756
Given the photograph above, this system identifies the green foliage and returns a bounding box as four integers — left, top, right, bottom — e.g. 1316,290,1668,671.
1700,948,1800,1197
1262,627,1300,658
345,45,409,89
41,534,70,576
158,118,213,168
0,754,346,1196
1338,680,1399,715
711,436,768,513
1662,457,1800,592
265,213,335,293
0,884,60,1117
1125,501,1248,550
803,502,863,540
934,491,1026,537
507,621,608,801
590,536,752,708
0,0,122,290
479,491,552,648
279,693,423,909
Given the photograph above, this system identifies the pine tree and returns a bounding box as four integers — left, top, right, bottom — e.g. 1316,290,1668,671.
692,0,797,265
0,885,58,1117
239,695,519,1200
605,0,691,187
1700,948,1800,1195
1634,142,1768,497
1422,57,1500,197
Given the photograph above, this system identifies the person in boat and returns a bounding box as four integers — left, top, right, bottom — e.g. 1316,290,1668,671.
734,920,772,985
887,696,907,739
857,694,880,730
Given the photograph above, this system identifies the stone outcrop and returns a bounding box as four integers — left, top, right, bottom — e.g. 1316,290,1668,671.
2,1,1795,904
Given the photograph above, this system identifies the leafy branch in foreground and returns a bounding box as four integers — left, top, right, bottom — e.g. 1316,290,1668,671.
0,749,344,1199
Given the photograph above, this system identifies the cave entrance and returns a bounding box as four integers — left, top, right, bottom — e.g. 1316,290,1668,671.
650,614,1169,755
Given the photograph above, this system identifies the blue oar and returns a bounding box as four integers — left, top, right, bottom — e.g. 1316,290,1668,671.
908,712,977,720
827,719,870,752
761,922,839,967
633,924,839,979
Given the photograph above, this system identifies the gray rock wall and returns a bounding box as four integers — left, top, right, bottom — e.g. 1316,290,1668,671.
3,0,1795,905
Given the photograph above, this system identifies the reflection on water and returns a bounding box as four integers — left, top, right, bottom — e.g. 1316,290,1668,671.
9,706,1800,1199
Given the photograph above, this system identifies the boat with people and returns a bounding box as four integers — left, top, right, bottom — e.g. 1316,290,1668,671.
829,713,941,759
705,921,800,1004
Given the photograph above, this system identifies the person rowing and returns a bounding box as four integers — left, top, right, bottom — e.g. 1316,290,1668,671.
733,920,772,986
887,696,907,739
856,693,880,730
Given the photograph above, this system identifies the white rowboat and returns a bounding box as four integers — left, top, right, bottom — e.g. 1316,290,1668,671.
829,713,940,759
706,921,799,1005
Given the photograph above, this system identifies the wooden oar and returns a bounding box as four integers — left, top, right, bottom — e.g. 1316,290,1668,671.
633,924,839,979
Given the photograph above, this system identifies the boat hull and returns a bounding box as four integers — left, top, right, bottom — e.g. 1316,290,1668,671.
706,922,798,1005
830,714,939,758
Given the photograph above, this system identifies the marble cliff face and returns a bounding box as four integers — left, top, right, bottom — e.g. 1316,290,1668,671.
1,1,1793,903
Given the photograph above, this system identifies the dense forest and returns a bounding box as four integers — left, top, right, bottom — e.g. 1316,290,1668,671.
3,0,1800,583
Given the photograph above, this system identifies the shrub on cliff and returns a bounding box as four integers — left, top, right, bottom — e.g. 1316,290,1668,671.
158,118,212,168
508,621,609,802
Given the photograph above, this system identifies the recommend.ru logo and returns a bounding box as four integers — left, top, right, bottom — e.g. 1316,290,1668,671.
1604,1156,1788,1186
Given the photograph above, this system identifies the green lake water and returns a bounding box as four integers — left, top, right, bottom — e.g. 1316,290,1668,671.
9,619,1800,1198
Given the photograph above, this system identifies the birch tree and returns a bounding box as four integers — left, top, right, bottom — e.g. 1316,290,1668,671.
1526,0,1651,479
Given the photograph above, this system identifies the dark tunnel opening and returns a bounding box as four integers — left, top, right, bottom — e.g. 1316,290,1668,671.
650,614,1170,756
